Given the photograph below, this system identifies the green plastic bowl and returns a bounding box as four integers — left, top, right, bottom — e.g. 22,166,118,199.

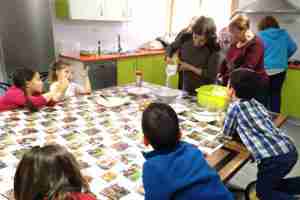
195,85,229,111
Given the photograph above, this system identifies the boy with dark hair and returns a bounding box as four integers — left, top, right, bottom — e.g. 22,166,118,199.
142,103,233,200
224,68,300,200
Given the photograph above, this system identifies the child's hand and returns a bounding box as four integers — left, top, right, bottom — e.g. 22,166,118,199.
80,66,89,78
57,78,69,93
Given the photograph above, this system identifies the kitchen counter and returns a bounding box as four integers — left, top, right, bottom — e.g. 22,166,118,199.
288,64,300,70
60,49,165,62
60,49,179,90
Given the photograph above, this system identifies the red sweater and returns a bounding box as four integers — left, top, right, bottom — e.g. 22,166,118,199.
62,193,96,200
219,36,268,85
43,193,96,200
0,86,47,112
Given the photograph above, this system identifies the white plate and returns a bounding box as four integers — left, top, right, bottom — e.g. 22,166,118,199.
191,112,218,122
170,103,189,114
97,97,130,108
127,87,151,95
198,111,218,116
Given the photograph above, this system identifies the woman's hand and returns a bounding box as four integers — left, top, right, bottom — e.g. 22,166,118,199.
179,61,193,71
166,56,174,64
216,73,223,84
179,61,202,76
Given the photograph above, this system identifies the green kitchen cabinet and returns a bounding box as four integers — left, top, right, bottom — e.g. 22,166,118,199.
151,55,166,86
116,54,178,89
152,55,178,89
169,73,179,89
117,57,136,86
55,0,70,19
137,56,154,84
281,69,300,118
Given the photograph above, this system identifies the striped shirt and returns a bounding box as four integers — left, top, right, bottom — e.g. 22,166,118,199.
223,98,295,161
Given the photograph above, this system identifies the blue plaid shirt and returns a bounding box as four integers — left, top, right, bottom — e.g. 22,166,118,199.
223,98,296,162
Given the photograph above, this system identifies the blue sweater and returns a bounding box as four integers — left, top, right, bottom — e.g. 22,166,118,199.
258,28,297,71
142,142,233,200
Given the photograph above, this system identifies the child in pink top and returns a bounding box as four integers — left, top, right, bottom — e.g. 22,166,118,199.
0,68,68,112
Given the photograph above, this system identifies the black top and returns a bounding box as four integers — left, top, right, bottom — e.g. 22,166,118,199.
166,31,192,58
166,32,220,94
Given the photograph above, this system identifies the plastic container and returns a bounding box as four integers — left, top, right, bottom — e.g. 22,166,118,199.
135,70,143,87
195,85,229,111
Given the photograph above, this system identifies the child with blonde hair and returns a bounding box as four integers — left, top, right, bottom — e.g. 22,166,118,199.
49,61,91,99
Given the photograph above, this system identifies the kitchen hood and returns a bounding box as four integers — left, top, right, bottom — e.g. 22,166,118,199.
234,0,300,15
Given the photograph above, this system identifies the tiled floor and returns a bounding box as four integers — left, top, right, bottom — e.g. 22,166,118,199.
227,117,300,200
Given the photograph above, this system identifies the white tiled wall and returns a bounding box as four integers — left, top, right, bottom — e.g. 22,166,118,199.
50,0,168,53
51,0,300,60
283,21,300,59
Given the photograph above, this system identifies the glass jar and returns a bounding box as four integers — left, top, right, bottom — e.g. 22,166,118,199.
135,70,143,87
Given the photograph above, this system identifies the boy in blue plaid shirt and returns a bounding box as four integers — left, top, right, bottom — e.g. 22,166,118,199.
223,68,300,200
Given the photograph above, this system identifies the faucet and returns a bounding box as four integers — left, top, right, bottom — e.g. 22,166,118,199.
117,34,122,53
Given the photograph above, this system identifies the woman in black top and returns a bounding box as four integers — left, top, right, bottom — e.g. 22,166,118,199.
166,16,221,95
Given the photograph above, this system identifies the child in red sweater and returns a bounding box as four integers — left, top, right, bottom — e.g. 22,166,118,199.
14,144,96,200
0,68,68,112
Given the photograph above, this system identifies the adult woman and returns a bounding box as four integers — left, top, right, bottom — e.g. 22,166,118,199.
218,14,269,106
168,16,220,95
165,16,198,90
258,16,297,113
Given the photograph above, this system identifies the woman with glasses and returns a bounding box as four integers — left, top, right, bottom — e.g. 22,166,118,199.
166,16,198,90
169,16,221,95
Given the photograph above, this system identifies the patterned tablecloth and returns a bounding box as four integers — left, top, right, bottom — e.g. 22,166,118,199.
0,83,224,200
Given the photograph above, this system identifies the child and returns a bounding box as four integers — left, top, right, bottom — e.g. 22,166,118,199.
141,103,233,200
49,61,91,99
14,144,96,200
223,68,300,200
0,68,68,112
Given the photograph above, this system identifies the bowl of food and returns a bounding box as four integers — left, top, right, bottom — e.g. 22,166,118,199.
195,85,229,111
154,88,181,104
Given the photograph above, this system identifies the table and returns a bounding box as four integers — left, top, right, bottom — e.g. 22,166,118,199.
0,83,250,200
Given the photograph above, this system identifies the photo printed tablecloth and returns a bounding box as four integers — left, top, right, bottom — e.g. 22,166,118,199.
0,83,224,200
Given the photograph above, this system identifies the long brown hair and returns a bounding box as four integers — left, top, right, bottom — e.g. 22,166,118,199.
14,145,92,200
12,68,39,112
48,61,71,84
192,16,220,52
